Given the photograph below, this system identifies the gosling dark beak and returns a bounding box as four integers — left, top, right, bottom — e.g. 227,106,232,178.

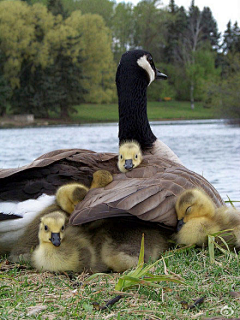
50,233,61,247
156,69,168,80
124,159,134,171
176,218,185,232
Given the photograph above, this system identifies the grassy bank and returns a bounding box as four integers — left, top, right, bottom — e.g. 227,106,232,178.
0,101,218,128
1,247,239,319
71,101,217,123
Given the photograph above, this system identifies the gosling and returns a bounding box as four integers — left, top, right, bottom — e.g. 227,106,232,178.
31,211,95,272
118,140,143,173
174,188,240,249
56,169,113,214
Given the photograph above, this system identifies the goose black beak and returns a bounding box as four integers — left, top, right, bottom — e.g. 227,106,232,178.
124,159,134,171
176,218,185,232
50,233,61,247
156,69,168,80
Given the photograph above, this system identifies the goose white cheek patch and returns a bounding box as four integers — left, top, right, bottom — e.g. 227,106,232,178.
137,55,155,85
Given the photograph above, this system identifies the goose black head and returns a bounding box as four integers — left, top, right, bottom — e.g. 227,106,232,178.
116,50,167,87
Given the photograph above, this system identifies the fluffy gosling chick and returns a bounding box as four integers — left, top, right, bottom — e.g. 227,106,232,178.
118,140,143,173
31,211,91,272
174,188,240,249
56,170,113,214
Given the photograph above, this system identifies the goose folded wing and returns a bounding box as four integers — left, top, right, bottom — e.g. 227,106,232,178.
70,156,224,228
0,149,118,202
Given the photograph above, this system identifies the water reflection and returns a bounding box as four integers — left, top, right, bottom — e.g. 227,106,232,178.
0,120,239,201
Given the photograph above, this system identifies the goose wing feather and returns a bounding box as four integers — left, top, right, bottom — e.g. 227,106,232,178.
69,155,224,227
0,149,118,201
0,150,224,227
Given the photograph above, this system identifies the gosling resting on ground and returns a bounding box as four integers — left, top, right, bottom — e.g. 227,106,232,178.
31,211,171,273
118,140,143,173
174,188,240,249
31,211,95,272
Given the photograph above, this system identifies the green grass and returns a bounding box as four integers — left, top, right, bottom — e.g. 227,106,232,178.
69,101,217,123
1,247,239,319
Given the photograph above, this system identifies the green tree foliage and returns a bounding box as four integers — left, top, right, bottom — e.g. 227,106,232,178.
47,0,68,18
222,21,240,54
65,11,116,103
0,0,238,114
0,1,115,116
132,0,169,61
206,54,240,119
0,48,11,116
111,2,134,62
66,0,115,28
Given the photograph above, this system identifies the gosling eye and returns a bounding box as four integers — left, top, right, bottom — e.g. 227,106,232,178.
120,154,123,160
44,225,48,231
186,206,191,214
135,154,138,159
61,225,65,231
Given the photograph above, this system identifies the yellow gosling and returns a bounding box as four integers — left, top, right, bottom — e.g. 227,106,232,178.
118,140,143,173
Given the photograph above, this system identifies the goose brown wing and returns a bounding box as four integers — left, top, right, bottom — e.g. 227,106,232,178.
0,149,118,201
70,156,225,228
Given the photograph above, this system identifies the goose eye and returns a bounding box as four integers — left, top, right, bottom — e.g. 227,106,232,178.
61,225,65,231
120,154,123,160
44,225,48,231
147,55,153,63
135,154,138,159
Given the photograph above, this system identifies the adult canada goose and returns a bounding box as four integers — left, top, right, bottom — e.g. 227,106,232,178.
0,50,224,255
118,140,143,173
174,189,240,249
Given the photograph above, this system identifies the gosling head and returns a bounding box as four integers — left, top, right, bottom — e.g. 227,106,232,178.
118,140,143,173
38,211,67,247
91,170,113,188
175,189,216,232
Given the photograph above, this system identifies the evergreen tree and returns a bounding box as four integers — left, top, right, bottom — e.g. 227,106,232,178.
47,0,68,18
223,21,240,54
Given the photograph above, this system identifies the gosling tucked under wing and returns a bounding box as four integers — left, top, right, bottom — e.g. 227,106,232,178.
31,211,94,272
118,140,143,173
31,210,171,273
174,188,240,248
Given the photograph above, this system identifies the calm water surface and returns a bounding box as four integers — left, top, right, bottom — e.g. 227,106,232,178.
0,120,239,201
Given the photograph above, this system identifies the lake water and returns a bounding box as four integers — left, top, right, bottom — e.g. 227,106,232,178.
0,120,239,202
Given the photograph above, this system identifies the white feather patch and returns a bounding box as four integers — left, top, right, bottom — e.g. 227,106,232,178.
0,194,56,233
137,55,155,85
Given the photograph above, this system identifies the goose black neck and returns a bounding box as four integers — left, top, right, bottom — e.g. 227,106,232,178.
117,75,157,151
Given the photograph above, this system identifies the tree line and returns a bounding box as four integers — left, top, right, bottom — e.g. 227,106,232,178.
0,0,239,118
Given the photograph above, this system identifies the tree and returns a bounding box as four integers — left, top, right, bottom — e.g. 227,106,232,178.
47,0,68,18
164,2,188,63
222,21,240,54
171,1,220,107
67,0,115,28
132,0,169,62
65,11,116,103
111,2,134,62
0,48,11,116
201,7,220,49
